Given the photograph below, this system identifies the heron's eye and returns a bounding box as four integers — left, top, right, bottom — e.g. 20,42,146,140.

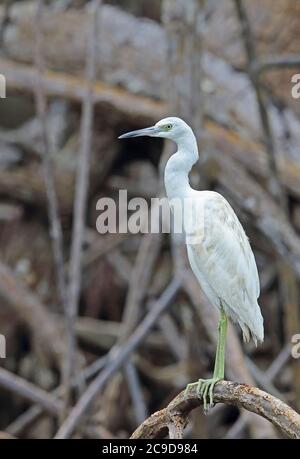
163,124,173,131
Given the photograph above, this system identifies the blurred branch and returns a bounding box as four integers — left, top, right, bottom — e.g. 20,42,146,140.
125,362,148,425
0,368,63,416
100,218,162,426
119,221,163,343
245,358,283,400
67,0,101,383
253,55,300,75
0,432,16,439
55,276,182,439
157,313,187,361
279,264,300,412
2,53,300,200
265,345,291,382
0,56,164,122
0,132,116,215
6,404,46,437
131,381,300,439
162,0,205,137
6,357,108,437
34,0,72,407
0,0,12,47
0,261,64,365
233,0,286,208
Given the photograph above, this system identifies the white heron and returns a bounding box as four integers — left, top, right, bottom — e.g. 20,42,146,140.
119,117,264,412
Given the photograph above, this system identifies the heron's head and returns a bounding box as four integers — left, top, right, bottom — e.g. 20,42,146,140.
118,117,192,142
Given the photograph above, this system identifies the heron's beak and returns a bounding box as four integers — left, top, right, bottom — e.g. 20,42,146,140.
118,126,159,139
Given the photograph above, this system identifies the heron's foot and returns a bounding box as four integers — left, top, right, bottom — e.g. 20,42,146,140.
185,377,222,414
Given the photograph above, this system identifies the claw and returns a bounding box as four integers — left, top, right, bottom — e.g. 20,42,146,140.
184,382,197,397
185,378,221,413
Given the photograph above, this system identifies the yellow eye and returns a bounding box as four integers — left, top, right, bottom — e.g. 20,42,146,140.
164,124,172,131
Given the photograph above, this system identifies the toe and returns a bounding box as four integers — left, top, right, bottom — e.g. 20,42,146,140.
196,379,204,397
202,383,210,413
208,383,215,409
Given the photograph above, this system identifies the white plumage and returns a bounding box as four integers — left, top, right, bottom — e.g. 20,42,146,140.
162,117,263,345
186,190,263,345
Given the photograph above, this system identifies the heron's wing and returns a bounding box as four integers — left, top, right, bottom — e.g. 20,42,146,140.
189,192,261,338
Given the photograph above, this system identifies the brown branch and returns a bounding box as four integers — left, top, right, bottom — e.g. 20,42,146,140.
0,56,164,123
131,381,300,439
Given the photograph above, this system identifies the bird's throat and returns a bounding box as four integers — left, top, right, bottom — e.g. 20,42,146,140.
164,147,198,201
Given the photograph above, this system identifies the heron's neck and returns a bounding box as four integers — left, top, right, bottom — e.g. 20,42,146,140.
164,133,198,201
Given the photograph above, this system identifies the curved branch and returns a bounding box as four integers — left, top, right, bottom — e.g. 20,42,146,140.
130,380,300,439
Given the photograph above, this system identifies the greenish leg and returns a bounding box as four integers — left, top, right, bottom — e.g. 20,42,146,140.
185,308,228,413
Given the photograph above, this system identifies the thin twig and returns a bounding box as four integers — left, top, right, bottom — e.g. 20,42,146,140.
125,362,148,425
246,358,283,400
265,344,291,382
157,313,187,361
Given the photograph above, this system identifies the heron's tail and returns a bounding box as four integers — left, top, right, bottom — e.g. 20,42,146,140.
240,301,264,346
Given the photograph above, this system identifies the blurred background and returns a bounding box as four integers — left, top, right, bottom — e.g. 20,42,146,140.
0,0,299,439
